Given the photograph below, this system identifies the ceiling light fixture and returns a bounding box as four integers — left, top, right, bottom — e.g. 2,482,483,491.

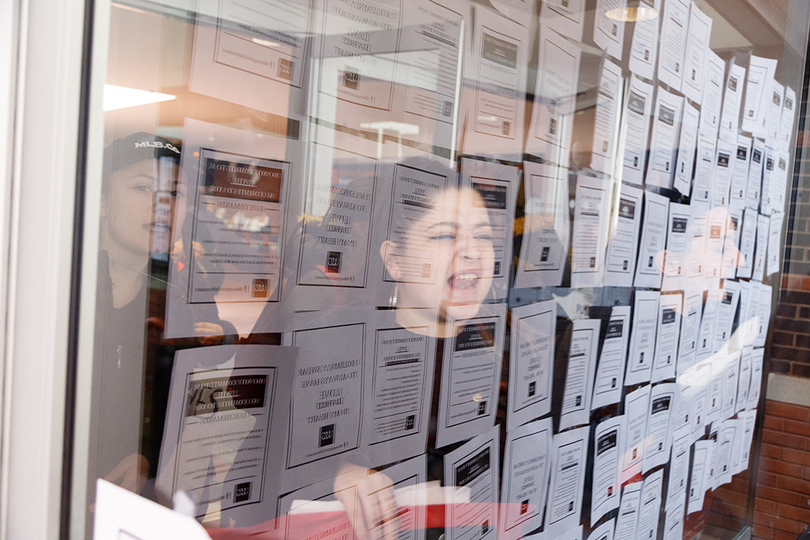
605,5,658,22
251,38,280,48
103,84,176,112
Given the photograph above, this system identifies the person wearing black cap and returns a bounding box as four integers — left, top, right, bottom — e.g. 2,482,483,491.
88,132,236,507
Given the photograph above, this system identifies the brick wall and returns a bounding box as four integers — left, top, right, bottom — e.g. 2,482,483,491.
772,274,810,378
693,401,810,540
753,400,810,540
773,55,810,377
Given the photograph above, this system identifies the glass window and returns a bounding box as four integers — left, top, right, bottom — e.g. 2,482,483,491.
72,0,810,538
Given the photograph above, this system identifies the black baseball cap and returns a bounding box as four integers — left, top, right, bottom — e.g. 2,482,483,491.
102,132,181,179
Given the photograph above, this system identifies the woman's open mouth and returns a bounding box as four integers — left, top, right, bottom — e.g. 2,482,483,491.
448,273,480,291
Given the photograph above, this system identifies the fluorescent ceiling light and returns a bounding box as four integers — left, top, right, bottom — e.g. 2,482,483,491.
103,84,176,112
359,121,420,135
252,38,280,48
605,6,658,21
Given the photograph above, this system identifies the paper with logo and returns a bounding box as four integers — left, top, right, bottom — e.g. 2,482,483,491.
692,134,716,205
695,289,721,361
700,52,725,138
718,61,746,143
592,306,631,410
499,418,553,537
767,212,784,276
625,291,659,386
674,369,693,436
277,455,427,540
646,88,684,189
747,138,765,210
701,210,725,291
714,281,739,348
444,425,499,540
560,318,601,430
637,469,663,540
461,5,529,160
281,310,370,491
591,58,623,175
593,0,626,61
515,162,570,288
291,127,380,310
390,0,465,148
734,281,755,349
769,150,790,215
707,425,719,488
673,103,700,196
604,183,642,288
544,426,589,537
634,190,669,289
188,0,311,117
437,303,506,448
680,3,711,103
755,283,772,347
662,203,691,291
667,427,691,508
747,348,764,410
753,213,769,281
737,207,757,279
94,480,211,540
656,0,689,90
614,482,641,540
720,351,740,421
735,347,752,415
715,419,740,488
761,149,775,215
459,159,519,302
540,0,585,42
705,355,724,425
712,139,735,208
780,86,797,151
618,76,654,186
311,0,400,114
720,207,741,280
628,0,660,80
677,291,702,375
526,24,581,164
687,440,712,513
663,499,684,540
166,119,295,337
642,382,678,474
571,176,611,288
685,204,708,290
766,81,785,143
730,135,752,206
741,56,778,137
621,385,650,481
730,416,746,475
156,344,295,525
652,293,683,383
372,146,457,308
591,416,624,523
508,300,556,431
362,309,438,465
738,409,757,471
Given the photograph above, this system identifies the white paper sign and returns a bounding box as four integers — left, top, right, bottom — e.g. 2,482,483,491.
508,300,557,431
592,306,632,410
500,419,553,536
625,291,660,386
516,162,571,288
437,303,507,447
560,318,601,430
545,426,590,537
